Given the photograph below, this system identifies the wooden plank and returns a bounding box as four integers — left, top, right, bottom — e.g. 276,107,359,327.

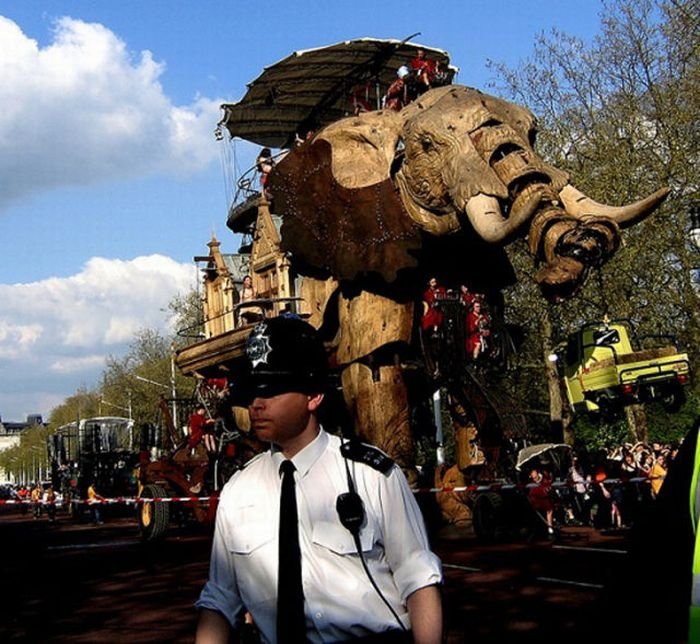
175,327,253,375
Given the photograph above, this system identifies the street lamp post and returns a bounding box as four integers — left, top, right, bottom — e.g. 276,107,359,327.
170,343,178,425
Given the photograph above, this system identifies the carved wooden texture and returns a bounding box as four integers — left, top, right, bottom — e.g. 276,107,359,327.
434,464,472,527
298,276,337,330
341,363,415,476
336,290,413,364
454,424,486,471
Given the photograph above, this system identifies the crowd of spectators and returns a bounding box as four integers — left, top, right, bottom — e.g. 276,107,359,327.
0,482,63,521
534,440,677,532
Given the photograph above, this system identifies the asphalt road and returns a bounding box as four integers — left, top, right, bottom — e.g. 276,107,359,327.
0,506,627,643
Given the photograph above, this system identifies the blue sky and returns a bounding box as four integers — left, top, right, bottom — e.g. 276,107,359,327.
0,1,604,422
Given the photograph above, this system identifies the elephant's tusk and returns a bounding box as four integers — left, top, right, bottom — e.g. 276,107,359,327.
465,191,540,243
559,185,670,228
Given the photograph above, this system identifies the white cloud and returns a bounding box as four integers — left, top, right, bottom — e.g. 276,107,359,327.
0,254,196,420
0,321,43,359
0,16,224,211
50,354,107,374
3,254,195,348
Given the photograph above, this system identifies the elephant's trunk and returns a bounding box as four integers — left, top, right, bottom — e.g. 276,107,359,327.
455,176,669,301
528,202,624,301
529,183,669,300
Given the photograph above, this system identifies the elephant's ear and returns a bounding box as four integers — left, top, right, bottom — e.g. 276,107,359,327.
269,137,421,283
316,109,403,188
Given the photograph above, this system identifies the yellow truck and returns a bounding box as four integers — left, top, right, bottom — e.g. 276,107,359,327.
556,319,690,417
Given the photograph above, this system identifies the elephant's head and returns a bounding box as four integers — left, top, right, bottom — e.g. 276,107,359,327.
269,85,668,300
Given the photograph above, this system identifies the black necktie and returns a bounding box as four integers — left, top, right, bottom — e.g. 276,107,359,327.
277,460,305,643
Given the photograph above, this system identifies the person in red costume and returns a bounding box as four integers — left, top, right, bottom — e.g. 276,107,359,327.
422,276,446,333
459,284,475,309
409,48,439,92
384,65,411,111
189,405,216,450
528,467,555,537
465,299,490,359
173,405,216,494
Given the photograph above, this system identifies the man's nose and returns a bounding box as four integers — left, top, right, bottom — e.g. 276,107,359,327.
249,397,266,410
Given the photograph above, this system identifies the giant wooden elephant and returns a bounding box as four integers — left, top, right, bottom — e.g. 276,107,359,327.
267,84,668,479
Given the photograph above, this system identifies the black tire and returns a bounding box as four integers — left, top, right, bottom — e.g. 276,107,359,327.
138,484,170,541
661,386,686,412
473,492,504,542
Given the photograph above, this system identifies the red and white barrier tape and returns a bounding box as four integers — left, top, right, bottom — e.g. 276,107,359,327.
0,475,660,505
0,497,215,506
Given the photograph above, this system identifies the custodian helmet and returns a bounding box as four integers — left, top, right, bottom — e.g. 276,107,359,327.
238,316,328,401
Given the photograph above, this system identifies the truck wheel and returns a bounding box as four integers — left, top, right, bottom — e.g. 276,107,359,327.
138,484,170,541
661,387,686,412
473,492,504,542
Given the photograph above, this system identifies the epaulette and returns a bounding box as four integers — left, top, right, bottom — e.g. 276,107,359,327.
340,440,394,475
241,451,267,469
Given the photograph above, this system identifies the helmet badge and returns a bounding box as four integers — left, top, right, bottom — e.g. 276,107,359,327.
247,322,273,368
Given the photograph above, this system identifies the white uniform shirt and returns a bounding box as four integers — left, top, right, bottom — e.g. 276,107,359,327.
196,429,442,643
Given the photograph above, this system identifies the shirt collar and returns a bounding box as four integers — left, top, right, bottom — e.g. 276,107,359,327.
271,427,328,478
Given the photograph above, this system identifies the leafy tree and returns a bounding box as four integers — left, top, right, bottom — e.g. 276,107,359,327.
101,328,194,427
169,287,205,348
46,289,204,433
48,387,102,428
489,0,700,446
0,419,52,484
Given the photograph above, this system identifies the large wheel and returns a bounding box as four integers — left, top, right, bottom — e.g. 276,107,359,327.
138,484,170,541
660,386,686,412
472,491,504,542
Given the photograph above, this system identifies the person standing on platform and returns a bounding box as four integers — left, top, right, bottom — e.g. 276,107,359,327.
196,316,443,643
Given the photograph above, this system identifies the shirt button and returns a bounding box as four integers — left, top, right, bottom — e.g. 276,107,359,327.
315,612,323,619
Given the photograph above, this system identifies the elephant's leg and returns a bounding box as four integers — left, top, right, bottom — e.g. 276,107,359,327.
435,393,486,531
341,362,415,477
336,289,416,476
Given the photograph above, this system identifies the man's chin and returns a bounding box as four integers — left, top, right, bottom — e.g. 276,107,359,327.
252,425,273,441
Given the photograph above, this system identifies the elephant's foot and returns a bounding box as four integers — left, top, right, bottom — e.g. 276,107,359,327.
434,464,473,534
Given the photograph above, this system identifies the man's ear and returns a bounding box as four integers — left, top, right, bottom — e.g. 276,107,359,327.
307,393,324,412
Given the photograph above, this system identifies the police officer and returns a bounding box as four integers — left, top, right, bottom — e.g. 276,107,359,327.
195,316,443,643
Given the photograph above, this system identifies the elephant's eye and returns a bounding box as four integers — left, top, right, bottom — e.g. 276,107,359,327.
421,136,434,152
